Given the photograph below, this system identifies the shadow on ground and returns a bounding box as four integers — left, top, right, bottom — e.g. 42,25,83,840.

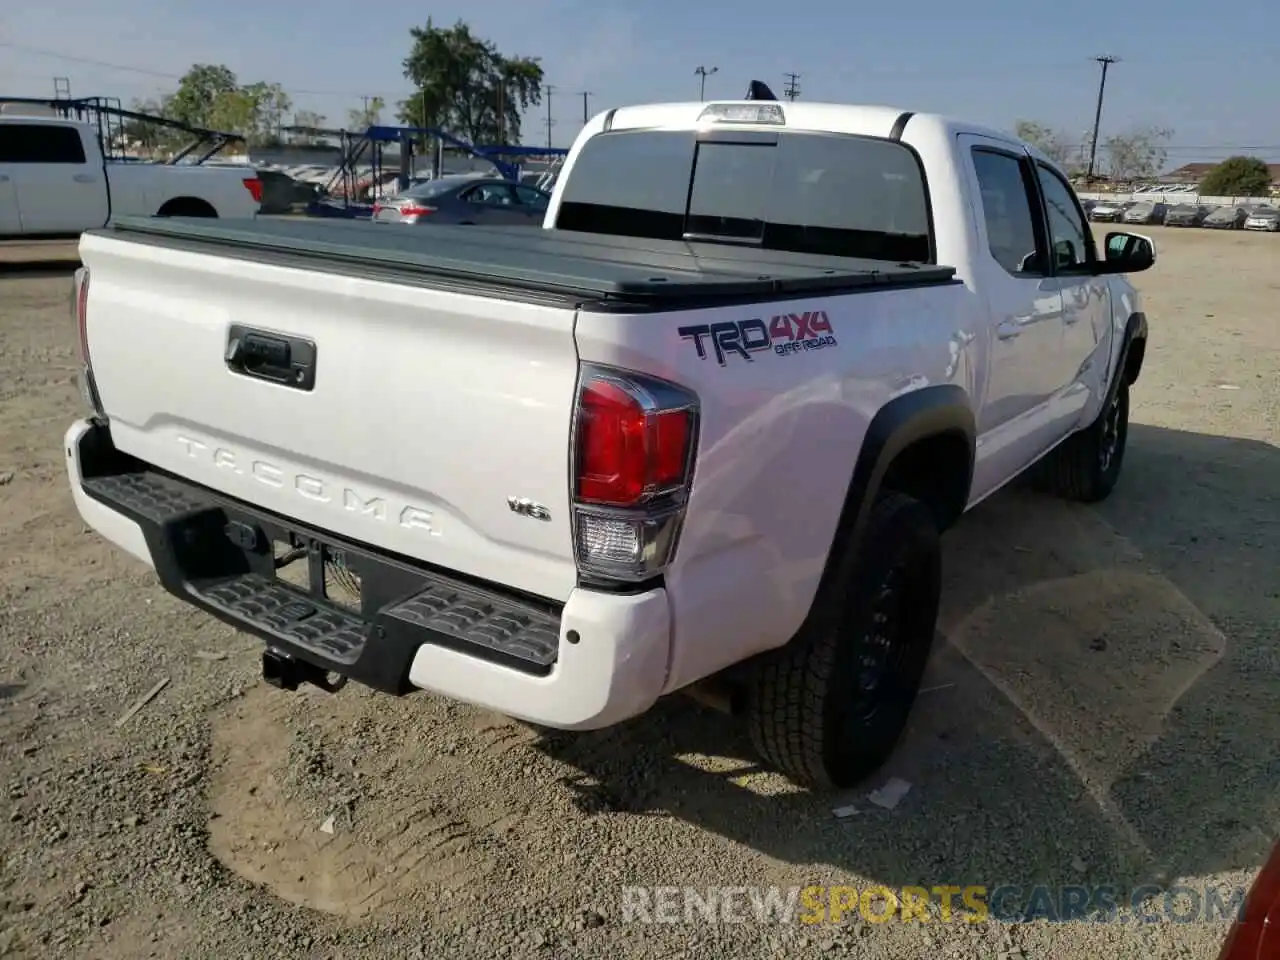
531,423,1279,901
0,260,80,278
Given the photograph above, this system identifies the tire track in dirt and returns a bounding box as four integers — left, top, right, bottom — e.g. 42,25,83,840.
205,687,576,924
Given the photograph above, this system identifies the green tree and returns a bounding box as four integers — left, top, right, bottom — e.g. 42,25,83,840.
290,110,328,145
1014,120,1072,167
1102,126,1173,182
1199,156,1273,198
120,98,178,153
398,19,543,144
166,64,239,129
242,81,292,144
158,65,291,145
347,96,385,132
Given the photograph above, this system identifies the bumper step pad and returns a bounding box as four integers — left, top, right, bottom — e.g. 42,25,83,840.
197,573,367,665
78,440,563,691
387,585,559,669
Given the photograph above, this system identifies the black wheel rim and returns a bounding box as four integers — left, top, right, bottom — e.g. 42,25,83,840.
1099,389,1123,473
843,564,912,729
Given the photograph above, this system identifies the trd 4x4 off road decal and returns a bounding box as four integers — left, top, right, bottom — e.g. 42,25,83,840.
678,311,837,366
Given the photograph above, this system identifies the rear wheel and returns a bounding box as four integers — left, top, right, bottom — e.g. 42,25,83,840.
1034,380,1129,502
745,491,941,789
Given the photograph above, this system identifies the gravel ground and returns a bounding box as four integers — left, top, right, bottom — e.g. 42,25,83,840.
0,227,1276,959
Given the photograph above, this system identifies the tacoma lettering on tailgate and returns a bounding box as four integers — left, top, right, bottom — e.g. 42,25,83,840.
678,311,837,366
175,435,440,535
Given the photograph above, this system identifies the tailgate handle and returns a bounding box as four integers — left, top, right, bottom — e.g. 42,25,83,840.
225,325,317,391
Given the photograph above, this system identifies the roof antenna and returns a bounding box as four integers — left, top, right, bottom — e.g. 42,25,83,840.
744,80,778,101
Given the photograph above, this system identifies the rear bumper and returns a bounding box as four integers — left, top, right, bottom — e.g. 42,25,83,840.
64,418,670,730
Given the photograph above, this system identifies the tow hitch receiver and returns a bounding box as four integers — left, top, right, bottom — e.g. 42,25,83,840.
262,647,348,693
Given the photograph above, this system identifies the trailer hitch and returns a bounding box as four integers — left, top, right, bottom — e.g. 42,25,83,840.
262,648,348,694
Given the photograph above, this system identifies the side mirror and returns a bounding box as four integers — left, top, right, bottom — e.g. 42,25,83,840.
1099,231,1156,274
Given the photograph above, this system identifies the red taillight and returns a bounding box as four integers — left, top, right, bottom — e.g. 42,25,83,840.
577,380,691,506
400,204,435,218
75,268,90,364
572,366,697,582
73,267,102,415
242,177,263,203
1218,841,1280,960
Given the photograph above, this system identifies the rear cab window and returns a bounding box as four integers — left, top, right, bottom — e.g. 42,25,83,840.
0,123,88,164
553,128,933,263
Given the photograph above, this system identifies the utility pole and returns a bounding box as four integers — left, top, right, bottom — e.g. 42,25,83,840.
578,91,593,124
695,65,718,101
783,73,801,101
497,83,505,144
545,85,555,149
1086,55,1119,181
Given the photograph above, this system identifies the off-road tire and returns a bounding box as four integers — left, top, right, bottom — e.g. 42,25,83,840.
745,491,942,790
1034,380,1130,502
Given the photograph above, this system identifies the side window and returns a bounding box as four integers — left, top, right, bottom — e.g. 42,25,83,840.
0,124,87,164
1035,164,1093,271
465,183,516,206
514,185,549,211
970,148,1045,277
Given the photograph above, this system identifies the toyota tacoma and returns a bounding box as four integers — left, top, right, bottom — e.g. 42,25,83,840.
65,91,1154,789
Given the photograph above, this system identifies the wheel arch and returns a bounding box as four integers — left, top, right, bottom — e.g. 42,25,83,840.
1118,311,1147,388
816,385,975,592
154,196,218,218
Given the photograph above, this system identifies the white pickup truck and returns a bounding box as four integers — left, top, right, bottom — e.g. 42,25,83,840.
65,95,1154,789
0,112,261,237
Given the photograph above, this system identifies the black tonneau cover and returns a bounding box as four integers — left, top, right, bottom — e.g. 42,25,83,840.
94,215,957,308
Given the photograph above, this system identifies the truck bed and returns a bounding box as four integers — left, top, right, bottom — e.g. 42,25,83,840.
91,215,958,310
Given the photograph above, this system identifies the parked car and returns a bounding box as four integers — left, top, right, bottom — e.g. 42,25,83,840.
1203,205,1250,230
66,96,1154,790
1162,203,1211,227
1123,201,1168,225
372,175,551,225
1089,199,1130,222
0,112,261,236
1243,206,1280,232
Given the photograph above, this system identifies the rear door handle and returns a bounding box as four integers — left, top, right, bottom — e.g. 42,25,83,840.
996,322,1022,341
73,173,96,183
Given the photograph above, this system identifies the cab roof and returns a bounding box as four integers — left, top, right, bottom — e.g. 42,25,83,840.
602,100,1030,154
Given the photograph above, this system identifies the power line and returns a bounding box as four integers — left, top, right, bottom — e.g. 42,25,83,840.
8,38,1279,155
1086,55,1120,181
783,73,801,101
544,84,555,148
0,40,412,100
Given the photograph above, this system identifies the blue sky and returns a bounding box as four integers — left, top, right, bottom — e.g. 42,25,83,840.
2,0,1278,166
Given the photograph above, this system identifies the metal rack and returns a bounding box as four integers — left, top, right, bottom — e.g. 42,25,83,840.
285,123,569,219
0,96,246,164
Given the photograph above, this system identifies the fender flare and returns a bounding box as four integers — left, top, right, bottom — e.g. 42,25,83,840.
1108,311,1148,403
816,384,975,593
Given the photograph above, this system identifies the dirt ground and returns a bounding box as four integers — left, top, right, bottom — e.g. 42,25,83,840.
0,226,1276,959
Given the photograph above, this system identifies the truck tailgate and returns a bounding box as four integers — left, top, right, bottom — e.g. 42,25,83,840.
77,229,581,603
